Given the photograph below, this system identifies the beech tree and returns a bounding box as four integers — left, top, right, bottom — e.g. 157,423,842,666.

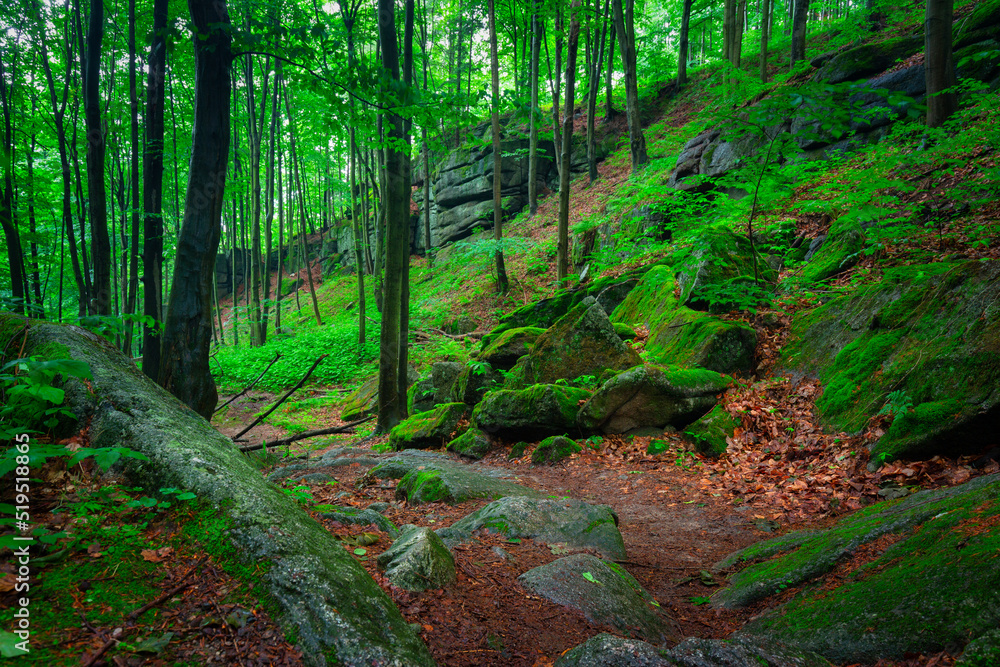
924,0,956,128
610,0,647,171
157,0,232,419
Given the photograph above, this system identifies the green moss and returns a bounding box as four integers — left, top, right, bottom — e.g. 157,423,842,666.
814,35,924,83
531,435,582,464
685,405,738,457
388,402,468,450
447,427,492,460
477,326,546,368
397,469,449,504
957,630,1000,667
612,322,637,340
801,218,865,283
508,441,528,459
473,383,592,437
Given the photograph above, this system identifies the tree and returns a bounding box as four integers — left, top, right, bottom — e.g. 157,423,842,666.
790,0,808,67
82,0,112,316
557,0,581,281
527,7,541,215
678,0,693,87
141,0,168,380
610,0,647,171
760,0,771,82
376,0,412,433
157,0,232,419
0,52,27,314
488,0,510,295
924,0,956,128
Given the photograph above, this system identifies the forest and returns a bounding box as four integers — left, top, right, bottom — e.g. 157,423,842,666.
1,0,999,663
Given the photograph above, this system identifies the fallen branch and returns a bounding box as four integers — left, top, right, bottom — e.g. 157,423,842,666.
81,556,209,667
214,352,282,414
239,414,375,452
233,354,327,441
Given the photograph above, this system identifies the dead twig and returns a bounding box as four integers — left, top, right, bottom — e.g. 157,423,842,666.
233,355,327,441
239,415,375,452
215,352,282,414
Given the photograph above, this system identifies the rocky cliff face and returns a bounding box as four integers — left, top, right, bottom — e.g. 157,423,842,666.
414,118,616,250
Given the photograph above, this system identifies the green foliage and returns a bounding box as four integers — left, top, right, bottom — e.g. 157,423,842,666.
0,357,92,437
878,390,915,422
213,321,379,391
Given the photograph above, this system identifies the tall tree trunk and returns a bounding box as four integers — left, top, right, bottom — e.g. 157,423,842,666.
605,26,616,120
376,0,410,433
790,0,808,67
83,0,112,316
924,0,956,128
760,0,771,82
261,58,281,343
157,0,232,419
397,0,415,416
611,0,648,171
142,0,168,380
123,0,140,356
545,6,564,181
528,9,541,215
678,0,693,86
557,0,581,282
587,0,609,184
0,55,27,314
488,0,510,295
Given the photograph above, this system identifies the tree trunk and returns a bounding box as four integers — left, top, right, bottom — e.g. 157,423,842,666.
123,0,141,356
587,0,609,184
790,0,808,67
678,0,693,86
546,8,565,182
376,0,410,433
924,0,956,128
157,0,232,419
605,26,616,120
142,0,168,381
528,9,541,215
558,0,582,281
610,0,648,171
488,0,510,295
0,55,27,314
760,0,771,82
83,0,112,316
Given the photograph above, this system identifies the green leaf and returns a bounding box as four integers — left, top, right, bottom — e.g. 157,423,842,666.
0,631,29,657
353,548,367,556
690,596,711,606
581,571,602,585
175,492,197,501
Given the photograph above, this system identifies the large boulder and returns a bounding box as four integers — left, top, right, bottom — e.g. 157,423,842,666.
676,227,778,312
718,473,1000,664
578,364,731,434
531,435,582,465
611,266,758,374
0,314,434,667
779,260,1000,464
377,525,456,592
800,216,866,282
441,496,627,559
518,554,679,646
473,384,592,438
387,402,468,451
505,297,641,389
812,35,923,84
476,326,546,370
343,367,420,421
684,404,740,457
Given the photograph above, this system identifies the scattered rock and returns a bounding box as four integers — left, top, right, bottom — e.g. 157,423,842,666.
505,297,641,389
531,435,582,465
518,554,679,645
377,525,456,592
449,364,502,405
320,506,399,537
388,402,468,451
473,383,592,439
684,405,739,457
800,216,865,282
446,427,493,460
476,326,546,370
444,496,626,559
365,451,540,505
578,364,730,434
553,633,671,666
676,227,777,312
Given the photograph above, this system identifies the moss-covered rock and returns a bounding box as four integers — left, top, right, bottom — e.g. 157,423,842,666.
779,260,1000,465
444,496,627,559
476,326,545,370
727,473,1000,664
449,363,502,405
684,404,739,457
388,402,468,451
446,427,493,460
340,375,379,421
376,525,456,592
320,506,399,537
612,322,637,340
505,297,641,390
489,272,646,338
957,630,1000,667
0,314,434,667
519,554,679,646
611,266,757,374
366,450,540,505
531,435,582,465
578,364,730,434
407,375,437,415
676,226,777,312
473,383,592,438
800,217,865,282
812,35,924,84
